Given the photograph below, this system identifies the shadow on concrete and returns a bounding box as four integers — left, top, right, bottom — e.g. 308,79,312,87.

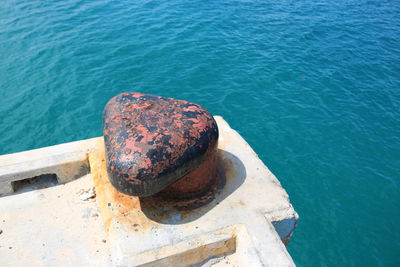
140,149,246,224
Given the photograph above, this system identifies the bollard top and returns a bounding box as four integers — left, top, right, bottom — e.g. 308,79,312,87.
102,92,218,197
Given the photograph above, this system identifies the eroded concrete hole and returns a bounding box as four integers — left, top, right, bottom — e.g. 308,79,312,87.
12,173,58,193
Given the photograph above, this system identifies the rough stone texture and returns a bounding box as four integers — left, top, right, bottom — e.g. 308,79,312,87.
102,92,218,197
92,116,299,266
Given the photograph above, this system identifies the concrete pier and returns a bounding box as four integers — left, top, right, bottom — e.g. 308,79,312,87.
0,116,298,266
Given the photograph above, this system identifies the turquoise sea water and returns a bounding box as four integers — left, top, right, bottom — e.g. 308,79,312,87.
1,0,399,265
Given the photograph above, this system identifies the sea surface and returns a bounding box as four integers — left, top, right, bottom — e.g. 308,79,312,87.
0,0,399,265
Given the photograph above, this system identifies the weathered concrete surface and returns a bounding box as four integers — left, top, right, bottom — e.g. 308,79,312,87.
0,181,13,196
0,115,298,266
0,138,98,196
0,173,112,266
91,116,298,266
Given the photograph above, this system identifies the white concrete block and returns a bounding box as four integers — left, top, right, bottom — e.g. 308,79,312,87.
0,138,99,192
90,116,298,266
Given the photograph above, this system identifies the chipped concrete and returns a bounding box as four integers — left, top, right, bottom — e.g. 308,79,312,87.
0,138,98,196
0,181,13,196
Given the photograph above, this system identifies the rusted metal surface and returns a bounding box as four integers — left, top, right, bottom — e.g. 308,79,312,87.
142,155,226,215
102,92,218,197
155,144,219,200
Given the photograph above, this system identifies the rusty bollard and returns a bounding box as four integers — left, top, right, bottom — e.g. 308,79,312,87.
102,92,219,199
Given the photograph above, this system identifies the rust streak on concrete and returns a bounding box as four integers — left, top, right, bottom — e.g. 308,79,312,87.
90,138,159,233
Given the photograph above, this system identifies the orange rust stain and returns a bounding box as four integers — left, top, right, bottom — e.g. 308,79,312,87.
91,140,229,235
90,139,158,233
89,145,112,233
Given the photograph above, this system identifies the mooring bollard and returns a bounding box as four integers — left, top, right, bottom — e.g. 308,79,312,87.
0,92,298,266
102,92,219,198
